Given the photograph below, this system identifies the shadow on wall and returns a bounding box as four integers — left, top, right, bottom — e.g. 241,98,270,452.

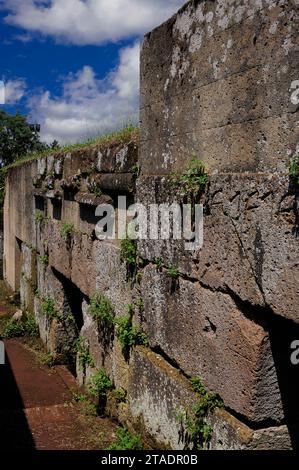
269,315,299,450
0,348,35,449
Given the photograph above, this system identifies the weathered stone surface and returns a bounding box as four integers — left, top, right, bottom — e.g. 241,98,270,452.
140,264,283,423
137,174,299,323
128,347,292,449
140,0,299,174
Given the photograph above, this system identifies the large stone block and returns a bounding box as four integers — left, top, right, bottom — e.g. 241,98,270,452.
140,0,299,174
139,264,283,423
128,347,293,449
137,174,299,323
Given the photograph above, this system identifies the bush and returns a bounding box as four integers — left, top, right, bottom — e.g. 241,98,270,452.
75,336,94,371
120,237,137,266
3,312,39,339
107,427,143,450
88,368,113,399
60,221,74,241
89,293,114,327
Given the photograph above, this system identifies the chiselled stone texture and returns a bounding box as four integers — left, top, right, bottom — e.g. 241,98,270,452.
139,264,283,423
140,0,299,175
128,347,292,449
137,174,299,323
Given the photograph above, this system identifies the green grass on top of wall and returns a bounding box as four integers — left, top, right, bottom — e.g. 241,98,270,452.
1,124,139,173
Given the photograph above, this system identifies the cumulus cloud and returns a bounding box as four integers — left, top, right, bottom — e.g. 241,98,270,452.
2,0,184,45
28,42,140,143
4,78,26,104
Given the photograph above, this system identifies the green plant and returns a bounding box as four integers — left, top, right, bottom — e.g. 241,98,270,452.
135,296,144,311
88,180,102,197
41,297,63,321
120,237,137,266
113,387,127,404
39,254,49,266
3,311,39,339
23,312,39,337
3,320,24,338
289,154,299,185
89,293,114,327
88,368,113,399
107,427,143,450
115,305,149,352
173,158,208,195
131,163,141,178
73,393,98,416
75,336,94,370
177,377,224,450
37,351,55,367
154,258,163,270
60,221,75,241
167,265,180,279
35,210,45,223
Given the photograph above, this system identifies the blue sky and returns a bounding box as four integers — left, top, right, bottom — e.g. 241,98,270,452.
0,0,184,143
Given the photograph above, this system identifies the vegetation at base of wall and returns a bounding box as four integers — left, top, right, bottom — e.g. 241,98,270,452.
120,237,137,267
88,368,113,400
107,427,144,450
177,377,224,450
112,387,127,404
89,293,114,327
2,124,139,171
75,336,94,371
37,351,55,367
3,311,39,339
39,254,49,266
167,265,181,279
35,210,45,223
60,221,75,241
114,304,149,353
41,297,63,322
172,158,209,195
72,393,98,416
289,154,299,186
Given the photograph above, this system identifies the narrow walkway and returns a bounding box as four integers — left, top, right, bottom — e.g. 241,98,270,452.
0,339,117,449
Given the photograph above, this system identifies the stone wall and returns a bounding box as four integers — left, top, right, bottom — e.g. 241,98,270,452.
4,0,299,450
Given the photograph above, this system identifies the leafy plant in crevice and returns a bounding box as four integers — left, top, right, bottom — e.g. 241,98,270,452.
3,311,39,339
167,265,181,279
112,387,127,405
153,257,163,271
88,368,113,414
35,210,45,223
39,254,49,266
60,221,75,241
74,336,94,371
289,154,299,186
131,163,141,178
177,377,224,450
120,237,137,267
107,427,144,451
87,179,102,197
114,304,149,360
172,158,209,197
88,293,114,327
41,297,63,322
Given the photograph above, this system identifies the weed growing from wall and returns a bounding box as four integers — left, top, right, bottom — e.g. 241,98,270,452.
35,210,45,223
107,427,144,450
89,293,114,327
39,254,49,266
41,297,63,322
60,221,75,241
167,265,181,279
115,304,149,359
75,336,94,371
172,158,208,197
88,368,113,415
289,154,299,186
177,377,223,450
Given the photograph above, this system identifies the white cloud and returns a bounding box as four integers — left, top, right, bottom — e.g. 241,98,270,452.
2,0,185,45
4,78,26,104
28,42,140,143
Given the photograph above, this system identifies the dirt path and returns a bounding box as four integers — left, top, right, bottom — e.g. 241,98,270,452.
0,339,118,450
0,285,118,450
